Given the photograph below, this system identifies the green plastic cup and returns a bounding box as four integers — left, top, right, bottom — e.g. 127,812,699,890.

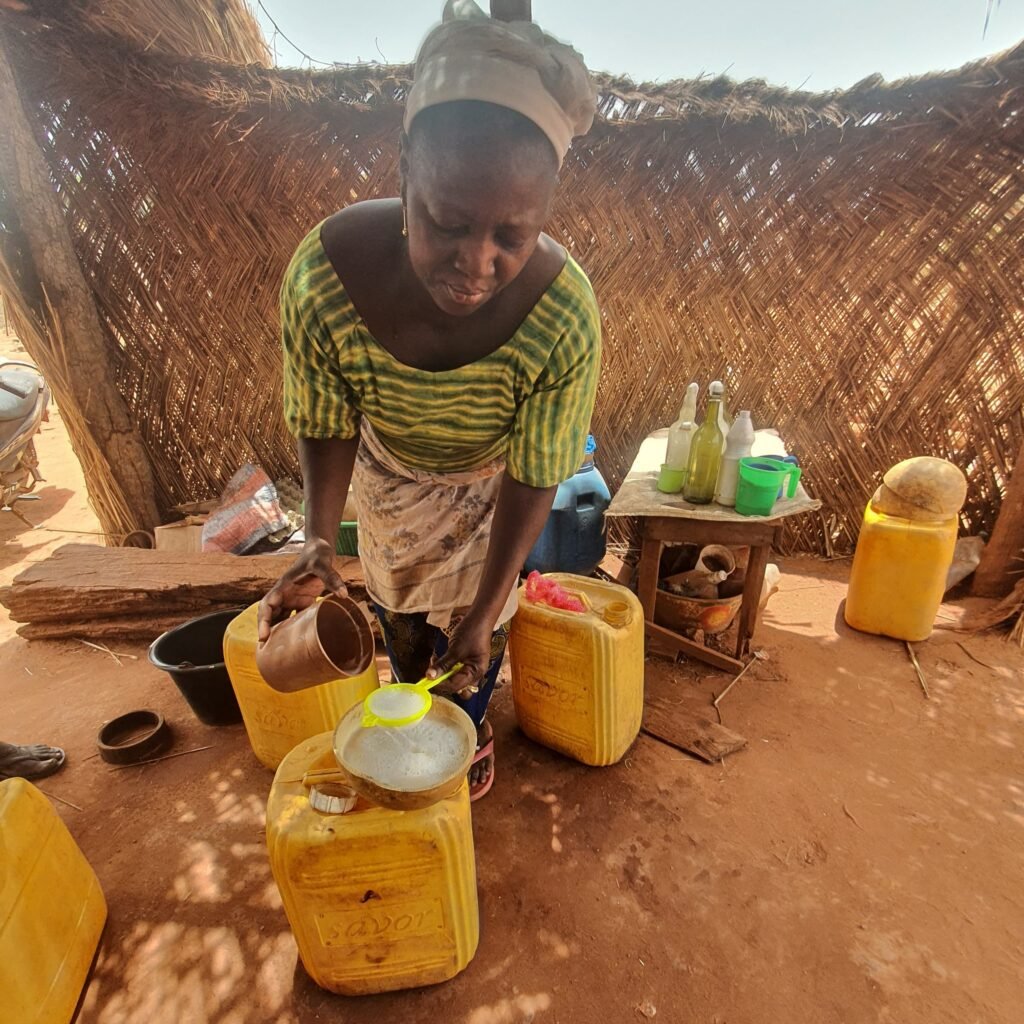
657,464,686,494
735,459,802,516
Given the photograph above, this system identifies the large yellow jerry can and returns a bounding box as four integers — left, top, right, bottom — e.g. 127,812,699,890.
509,573,644,766
224,603,379,770
0,779,107,1024
845,504,959,642
266,732,479,995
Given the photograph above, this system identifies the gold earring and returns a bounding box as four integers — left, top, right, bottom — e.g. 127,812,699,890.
401,204,408,238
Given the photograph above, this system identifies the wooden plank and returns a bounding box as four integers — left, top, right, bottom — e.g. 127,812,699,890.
642,515,776,548
0,544,366,623
641,711,747,763
644,619,744,673
642,670,746,762
597,552,635,587
973,438,1024,598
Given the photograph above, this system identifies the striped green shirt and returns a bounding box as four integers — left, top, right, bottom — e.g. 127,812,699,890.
280,223,601,488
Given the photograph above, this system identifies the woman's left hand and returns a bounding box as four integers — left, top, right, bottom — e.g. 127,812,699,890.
428,612,495,697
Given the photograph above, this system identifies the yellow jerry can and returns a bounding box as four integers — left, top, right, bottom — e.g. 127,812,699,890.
223,603,379,770
845,503,959,642
266,732,479,995
0,778,107,1024
509,573,644,766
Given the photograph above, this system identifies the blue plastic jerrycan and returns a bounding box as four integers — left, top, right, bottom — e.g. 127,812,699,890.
524,435,611,577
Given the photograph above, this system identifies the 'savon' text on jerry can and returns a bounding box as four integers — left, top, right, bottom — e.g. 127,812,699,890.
845,503,958,642
0,779,107,1024
224,603,379,770
266,732,479,995
510,574,644,766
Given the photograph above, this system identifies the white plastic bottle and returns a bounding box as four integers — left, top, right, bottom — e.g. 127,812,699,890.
714,410,755,507
665,383,699,470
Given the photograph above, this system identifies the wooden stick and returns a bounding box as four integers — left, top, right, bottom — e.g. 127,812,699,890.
75,638,134,665
37,788,83,811
905,642,931,700
75,638,139,660
712,651,770,708
108,745,213,770
842,803,864,830
490,0,531,21
956,641,999,671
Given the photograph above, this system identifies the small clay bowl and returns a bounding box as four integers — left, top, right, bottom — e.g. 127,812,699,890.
97,709,172,765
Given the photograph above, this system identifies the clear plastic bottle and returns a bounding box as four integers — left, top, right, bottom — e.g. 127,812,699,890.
684,382,725,504
715,410,755,507
665,383,699,470
716,383,732,453
665,420,695,472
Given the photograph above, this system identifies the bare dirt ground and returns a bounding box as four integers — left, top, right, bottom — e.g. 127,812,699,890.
2,334,1022,1024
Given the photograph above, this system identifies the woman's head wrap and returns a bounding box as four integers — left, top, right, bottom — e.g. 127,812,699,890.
404,0,596,165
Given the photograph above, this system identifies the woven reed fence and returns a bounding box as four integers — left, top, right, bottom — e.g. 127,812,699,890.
1,4,1022,553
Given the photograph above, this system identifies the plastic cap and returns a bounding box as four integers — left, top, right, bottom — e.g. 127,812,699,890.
308,782,358,815
585,434,597,455
709,380,724,396
602,601,631,628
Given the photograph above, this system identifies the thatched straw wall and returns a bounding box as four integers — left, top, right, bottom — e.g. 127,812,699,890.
1,4,1022,552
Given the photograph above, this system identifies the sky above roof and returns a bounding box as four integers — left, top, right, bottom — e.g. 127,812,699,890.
254,0,1024,90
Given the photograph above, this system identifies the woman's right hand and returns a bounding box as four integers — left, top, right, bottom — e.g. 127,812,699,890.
257,538,348,642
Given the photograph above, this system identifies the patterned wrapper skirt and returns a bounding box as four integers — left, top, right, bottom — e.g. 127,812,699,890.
352,420,518,630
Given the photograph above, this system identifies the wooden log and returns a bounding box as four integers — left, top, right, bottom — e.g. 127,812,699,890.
0,544,366,623
18,615,204,642
0,31,161,533
972,438,1024,598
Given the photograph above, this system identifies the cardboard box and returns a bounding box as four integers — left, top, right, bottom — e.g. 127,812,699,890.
153,516,207,553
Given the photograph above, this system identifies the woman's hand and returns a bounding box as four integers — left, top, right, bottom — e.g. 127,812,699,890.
428,611,495,698
257,538,348,642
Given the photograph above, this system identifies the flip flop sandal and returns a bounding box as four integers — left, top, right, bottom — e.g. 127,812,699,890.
469,736,495,802
0,744,66,781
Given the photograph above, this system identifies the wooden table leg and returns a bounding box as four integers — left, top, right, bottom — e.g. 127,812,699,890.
736,540,770,658
637,536,662,622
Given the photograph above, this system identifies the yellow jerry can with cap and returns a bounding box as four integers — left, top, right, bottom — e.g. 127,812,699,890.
845,504,959,642
509,573,644,766
223,603,379,770
0,778,107,1024
265,732,479,995
846,457,966,642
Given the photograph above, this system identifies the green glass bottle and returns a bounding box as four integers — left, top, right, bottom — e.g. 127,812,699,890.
684,381,725,504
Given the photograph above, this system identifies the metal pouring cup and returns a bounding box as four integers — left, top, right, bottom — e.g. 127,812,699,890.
255,595,374,693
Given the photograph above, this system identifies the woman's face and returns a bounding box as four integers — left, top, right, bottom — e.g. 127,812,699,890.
403,137,558,317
